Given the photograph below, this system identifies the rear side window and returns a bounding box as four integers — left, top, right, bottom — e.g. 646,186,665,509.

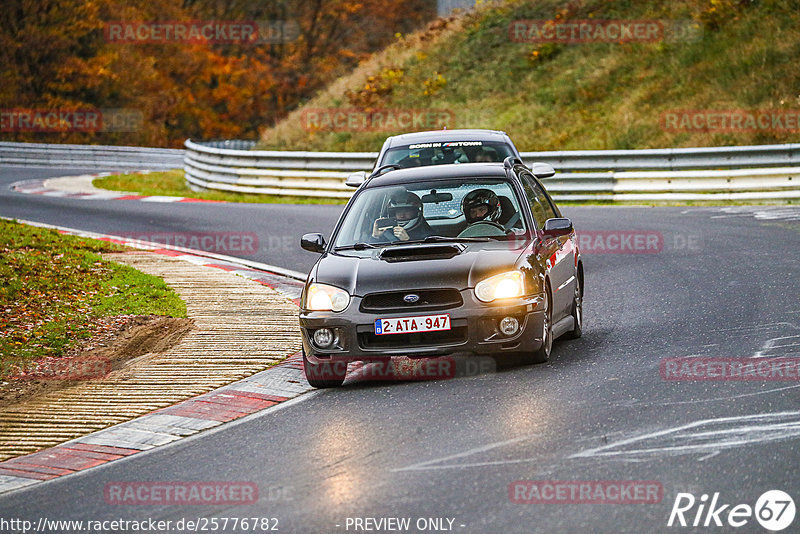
520,172,556,229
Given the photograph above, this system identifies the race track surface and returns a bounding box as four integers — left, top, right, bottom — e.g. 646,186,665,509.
2,166,800,533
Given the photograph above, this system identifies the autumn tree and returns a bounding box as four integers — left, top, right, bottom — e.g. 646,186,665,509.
0,0,435,146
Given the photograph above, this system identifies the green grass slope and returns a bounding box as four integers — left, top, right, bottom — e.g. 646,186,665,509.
259,0,800,152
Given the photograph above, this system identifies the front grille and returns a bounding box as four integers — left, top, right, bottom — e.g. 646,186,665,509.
359,327,468,350
360,289,463,313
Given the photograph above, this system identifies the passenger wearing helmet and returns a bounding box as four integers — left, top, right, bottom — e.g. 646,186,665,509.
473,148,496,162
462,188,502,225
371,191,434,242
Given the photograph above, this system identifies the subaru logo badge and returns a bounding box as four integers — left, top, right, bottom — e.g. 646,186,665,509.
403,294,420,304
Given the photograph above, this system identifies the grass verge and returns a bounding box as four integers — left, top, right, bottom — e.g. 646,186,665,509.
0,220,187,378
259,0,800,152
93,170,348,205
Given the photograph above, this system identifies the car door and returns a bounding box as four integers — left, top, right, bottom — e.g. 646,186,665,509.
519,172,574,320
540,185,577,320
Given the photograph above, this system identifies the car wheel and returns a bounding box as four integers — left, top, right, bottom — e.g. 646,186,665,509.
303,349,346,388
564,273,582,339
520,285,552,364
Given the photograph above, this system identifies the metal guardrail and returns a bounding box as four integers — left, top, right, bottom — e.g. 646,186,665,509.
2,140,797,201
0,141,183,170
184,139,375,198
185,139,800,201
522,143,800,172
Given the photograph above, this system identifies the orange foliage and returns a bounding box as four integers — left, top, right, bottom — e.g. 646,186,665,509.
0,0,434,147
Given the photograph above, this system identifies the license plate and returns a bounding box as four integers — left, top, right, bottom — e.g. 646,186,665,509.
375,314,451,335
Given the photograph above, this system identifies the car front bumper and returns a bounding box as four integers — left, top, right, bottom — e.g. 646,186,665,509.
299,290,546,364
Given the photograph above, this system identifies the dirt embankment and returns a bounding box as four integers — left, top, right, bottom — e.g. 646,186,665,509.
0,315,193,409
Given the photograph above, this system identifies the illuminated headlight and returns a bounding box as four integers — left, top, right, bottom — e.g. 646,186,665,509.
475,271,524,303
306,283,350,312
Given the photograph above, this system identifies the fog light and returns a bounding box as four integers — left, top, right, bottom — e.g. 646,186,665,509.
313,328,335,348
499,316,519,336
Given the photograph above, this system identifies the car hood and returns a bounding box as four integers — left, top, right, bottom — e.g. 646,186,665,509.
312,241,528,296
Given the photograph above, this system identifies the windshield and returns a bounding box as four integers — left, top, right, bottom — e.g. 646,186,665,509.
332,178,528,249
381,141,516,168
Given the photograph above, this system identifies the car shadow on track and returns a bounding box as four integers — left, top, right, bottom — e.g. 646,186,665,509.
335,343,588,389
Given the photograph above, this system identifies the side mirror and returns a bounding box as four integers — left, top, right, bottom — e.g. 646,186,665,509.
301,233,326,253
503,156,524,169
531,162,556,179
542,218,573,238
346,171,367,188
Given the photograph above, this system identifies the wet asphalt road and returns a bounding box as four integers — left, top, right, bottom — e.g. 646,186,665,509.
2,165,800,533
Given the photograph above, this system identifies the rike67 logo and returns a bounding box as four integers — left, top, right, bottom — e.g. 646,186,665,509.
668,490,795,531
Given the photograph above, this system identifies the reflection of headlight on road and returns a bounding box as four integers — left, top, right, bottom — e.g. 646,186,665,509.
475,271,524,302
306,283,350,312
312,417,364,506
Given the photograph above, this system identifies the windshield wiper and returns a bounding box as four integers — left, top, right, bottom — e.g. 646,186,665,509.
336,236,499,251
333,242,380,251
379,235,501,246
421,235,495,243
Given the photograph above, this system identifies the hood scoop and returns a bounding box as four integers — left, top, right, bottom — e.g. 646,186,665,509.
379,243,464,262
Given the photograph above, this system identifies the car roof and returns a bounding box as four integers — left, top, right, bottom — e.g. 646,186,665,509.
384,129,511,148
366,162,514,188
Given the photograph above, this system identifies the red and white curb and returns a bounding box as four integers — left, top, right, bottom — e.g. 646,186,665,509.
0,352,311,494
0,219,312,495
11,174,223,204
110,247,305,304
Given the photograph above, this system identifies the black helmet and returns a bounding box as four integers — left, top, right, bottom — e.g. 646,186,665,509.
387,191,423,229
462,188,501,224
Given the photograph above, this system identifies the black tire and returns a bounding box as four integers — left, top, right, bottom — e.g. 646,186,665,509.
564,272,583,339
520,284,552,364
303,349,346,388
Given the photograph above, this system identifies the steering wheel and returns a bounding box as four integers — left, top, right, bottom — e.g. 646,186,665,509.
457,221,507,238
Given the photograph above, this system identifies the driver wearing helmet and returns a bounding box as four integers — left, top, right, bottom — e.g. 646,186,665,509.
462,188,502,225
372,191,433,242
